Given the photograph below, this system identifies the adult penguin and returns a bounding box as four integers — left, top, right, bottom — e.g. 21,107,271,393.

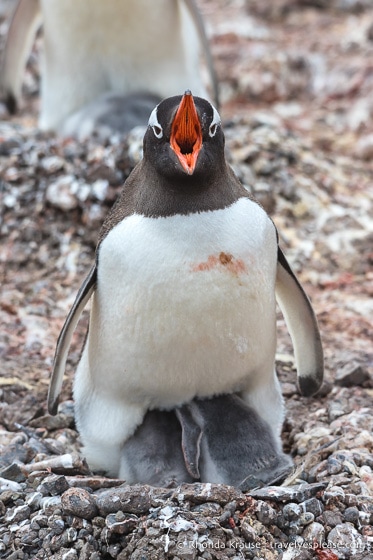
0,0,218,137
120,395,293,488
48,92,323,477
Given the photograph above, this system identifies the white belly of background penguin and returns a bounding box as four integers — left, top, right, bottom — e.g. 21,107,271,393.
48,92,323,480
0,0,218,137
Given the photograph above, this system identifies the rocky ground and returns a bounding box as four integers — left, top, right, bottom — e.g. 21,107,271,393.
0,0,372,558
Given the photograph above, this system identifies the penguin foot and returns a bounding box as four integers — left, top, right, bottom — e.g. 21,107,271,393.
238,461,294,492
62,92,162,140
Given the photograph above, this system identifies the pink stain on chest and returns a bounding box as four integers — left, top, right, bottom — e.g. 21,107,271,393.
191,252,247,275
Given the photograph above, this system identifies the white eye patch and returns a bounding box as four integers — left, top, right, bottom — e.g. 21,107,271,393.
209,104,221,137
148,106,163,138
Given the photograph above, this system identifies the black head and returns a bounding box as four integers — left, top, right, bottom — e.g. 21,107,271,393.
143,91,225,183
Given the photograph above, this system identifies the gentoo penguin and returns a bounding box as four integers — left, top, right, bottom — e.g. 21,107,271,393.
120,409,195,487
176,395,293,489
0,0,218,136
48,92,323,478
120,395,292,488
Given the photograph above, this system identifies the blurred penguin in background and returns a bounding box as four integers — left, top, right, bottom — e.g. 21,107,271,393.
0,0,218,138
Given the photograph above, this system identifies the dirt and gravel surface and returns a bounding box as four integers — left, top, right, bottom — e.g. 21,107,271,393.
0,0,372,558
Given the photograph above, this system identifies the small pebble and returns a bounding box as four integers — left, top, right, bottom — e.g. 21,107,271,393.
335,362,370,387
303,498,324,517
343,506,360,524
322,510,343,528
61,488,98,520
105,512,138,535
256,500,278,524
250,482,327,503
302,521,325,546
283,503,302,521
38,475,70,497
5,504,31,524
327,523,365,555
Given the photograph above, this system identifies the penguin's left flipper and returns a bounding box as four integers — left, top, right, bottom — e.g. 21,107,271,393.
47,265,97,415
0,0,42,112
276,247,323,397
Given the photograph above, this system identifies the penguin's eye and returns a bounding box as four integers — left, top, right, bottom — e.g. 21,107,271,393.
209,123,218,137
152,125,163,139
208,104,221,138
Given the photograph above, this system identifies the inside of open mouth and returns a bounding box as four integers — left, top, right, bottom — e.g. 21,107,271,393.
178,139,195,155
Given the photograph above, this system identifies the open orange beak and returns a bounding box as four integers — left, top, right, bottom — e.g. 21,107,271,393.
170,91,202,175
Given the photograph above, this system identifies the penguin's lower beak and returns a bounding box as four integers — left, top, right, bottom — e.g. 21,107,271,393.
170,91,202,175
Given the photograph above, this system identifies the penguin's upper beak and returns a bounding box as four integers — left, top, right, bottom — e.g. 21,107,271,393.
170,91,202,175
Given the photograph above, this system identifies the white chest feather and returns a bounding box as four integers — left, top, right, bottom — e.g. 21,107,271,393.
87,198,278,407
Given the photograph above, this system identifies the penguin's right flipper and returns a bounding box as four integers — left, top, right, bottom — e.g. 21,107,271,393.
47,265,97,415
0,0,42,112
175,405,203,479
276,247,324,397
181,0,220,109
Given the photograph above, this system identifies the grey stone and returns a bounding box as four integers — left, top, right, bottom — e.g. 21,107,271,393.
29,413,74,430
191,503,222,516
105,512,138,534
95,485,170,515
323,486,345,505
256,500,278,524
335,362,370,387
326,457,343,475
358,511,372,525
0,463,26,483
344,506,360,523
283,503,302,521
303,498,324,517
176,484,245,506
322,510,344,527
298,512,314,526
58,550,78,560
25,492,43,510
327,400,347,422
249,482,327,503
30,513,48,528
328,523,365,555
61,487,98,520
48,516,65,535
240,520,257,542
4,504,31,523
345,494,358,507
0,443,36,469
302,521,325,546
37,474,70,497
19,527,38,546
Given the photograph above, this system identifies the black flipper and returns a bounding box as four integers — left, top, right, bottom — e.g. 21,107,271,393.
276,247,324,396
47,265,97,415
175,405,203,479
